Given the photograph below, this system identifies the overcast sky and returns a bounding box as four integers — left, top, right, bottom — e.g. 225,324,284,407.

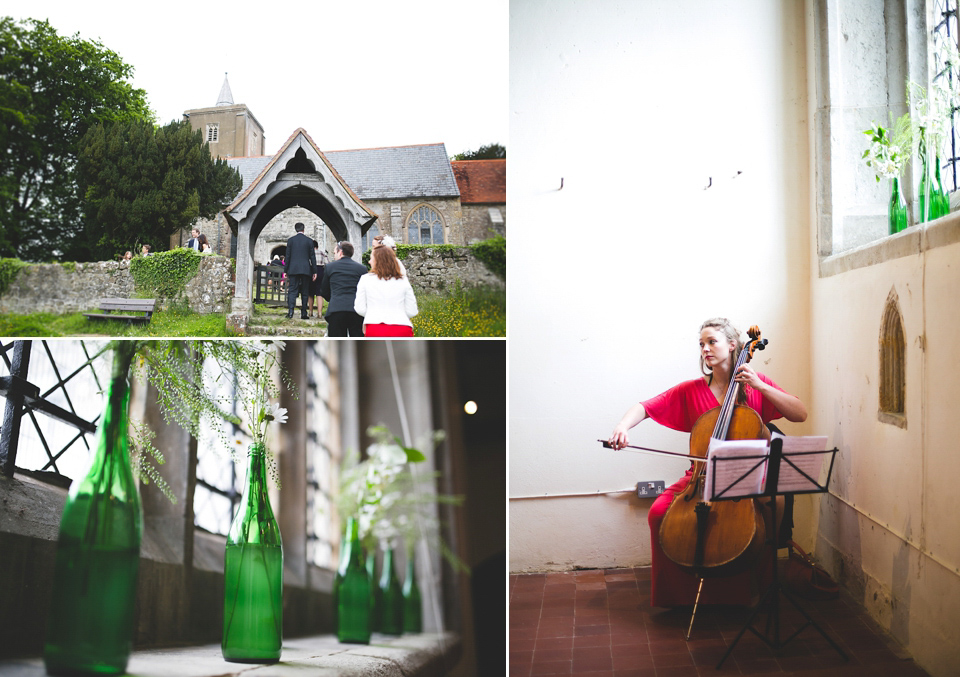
4,0,507,156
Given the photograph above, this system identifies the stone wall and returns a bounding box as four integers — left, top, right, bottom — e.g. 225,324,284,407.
461,203,506,244
0,257,234,315
0,249,500,317
403,247,504,292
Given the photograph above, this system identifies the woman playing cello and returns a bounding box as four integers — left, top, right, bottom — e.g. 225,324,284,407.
608,317,807,607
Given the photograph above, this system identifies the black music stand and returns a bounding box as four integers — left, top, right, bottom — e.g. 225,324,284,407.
706,436,847,669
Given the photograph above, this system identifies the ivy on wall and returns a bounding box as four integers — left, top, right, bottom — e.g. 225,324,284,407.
471,236,505,279
130,249,203,301
0,258,28,297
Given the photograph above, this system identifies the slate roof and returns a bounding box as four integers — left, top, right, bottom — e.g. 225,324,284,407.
451,159,506,204
226,142,460,201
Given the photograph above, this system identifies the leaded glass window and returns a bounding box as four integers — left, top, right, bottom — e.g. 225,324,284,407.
933,0,960,192
193,357,243,536
407,205,445,244
0,340,110,479
306,341,338,568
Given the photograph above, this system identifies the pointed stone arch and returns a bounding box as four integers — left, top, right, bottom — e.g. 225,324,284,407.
223,129,378,325
878,287,906,428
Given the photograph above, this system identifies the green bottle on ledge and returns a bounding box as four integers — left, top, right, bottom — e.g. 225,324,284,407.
379,545,404,636
337,517,371,643
402,548,422,633
222,443,283,663
43,345,142,676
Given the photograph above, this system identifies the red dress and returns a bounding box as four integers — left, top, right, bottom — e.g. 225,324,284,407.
643,375,785,607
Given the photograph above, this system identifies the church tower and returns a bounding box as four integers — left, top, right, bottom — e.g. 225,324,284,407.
183,74,266,158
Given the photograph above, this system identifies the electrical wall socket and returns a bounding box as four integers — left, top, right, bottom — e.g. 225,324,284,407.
636,481,665,498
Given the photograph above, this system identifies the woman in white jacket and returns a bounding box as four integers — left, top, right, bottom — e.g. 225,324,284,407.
354,245,418,336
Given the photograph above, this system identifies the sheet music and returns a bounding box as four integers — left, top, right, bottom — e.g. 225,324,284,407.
704,438,768,500
770,433,829,492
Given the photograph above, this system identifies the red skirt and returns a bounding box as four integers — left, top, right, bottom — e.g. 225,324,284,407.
363,323,414,337
649,468,771,607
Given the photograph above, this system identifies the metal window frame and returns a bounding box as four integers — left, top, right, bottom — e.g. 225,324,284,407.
0,340,103,479
934,0,960,192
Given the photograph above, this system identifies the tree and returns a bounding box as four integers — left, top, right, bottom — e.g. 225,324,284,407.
0,18,154,262
78,120,242,260
451,143,506,161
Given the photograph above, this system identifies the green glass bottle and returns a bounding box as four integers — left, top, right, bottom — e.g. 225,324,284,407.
337,517,371,643
934,157,950,218
43,344,142,676
378,545,403,636
222,443,283,663
402,549,422,634
919,155,940,223
366,549,381,632
889,177,907,235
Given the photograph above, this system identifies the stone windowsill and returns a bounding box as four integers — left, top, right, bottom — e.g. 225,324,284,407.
0,632,462,677
820,208,960,277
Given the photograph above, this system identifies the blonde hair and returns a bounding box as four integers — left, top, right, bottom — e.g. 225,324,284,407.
699,317,743,385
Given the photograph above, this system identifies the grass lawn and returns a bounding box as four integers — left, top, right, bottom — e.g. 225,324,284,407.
0,305,238,337
0,284,506,338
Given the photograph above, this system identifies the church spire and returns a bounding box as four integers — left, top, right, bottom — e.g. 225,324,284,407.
217,72,234,106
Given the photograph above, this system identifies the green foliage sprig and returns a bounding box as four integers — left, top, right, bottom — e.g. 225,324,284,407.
129,249,203,301
471,236,506,279
78,340,295,501
337,425,467,572
862,113,912,182
133,340,294,488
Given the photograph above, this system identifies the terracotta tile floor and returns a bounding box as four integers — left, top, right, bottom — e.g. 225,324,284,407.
509,567,931,676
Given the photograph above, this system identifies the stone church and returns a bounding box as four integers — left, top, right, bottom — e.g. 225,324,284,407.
174,75,505,265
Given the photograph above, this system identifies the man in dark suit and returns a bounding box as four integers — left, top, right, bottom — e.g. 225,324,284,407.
319,240,368,336
283,222,317,319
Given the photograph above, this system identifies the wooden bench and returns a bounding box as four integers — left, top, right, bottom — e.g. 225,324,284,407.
83,298,157,324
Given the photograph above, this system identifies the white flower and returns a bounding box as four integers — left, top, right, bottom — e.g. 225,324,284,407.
265,402,288,425
369,442,407,467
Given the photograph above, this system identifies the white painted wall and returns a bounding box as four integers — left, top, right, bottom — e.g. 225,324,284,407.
807,227,960,677
509,0,812,571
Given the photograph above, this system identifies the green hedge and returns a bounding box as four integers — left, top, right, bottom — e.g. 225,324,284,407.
130,249,203,301
471,236,505,279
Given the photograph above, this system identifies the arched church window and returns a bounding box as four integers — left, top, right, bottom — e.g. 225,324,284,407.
206,123,219,143
878,290,906,428
407,205,445,245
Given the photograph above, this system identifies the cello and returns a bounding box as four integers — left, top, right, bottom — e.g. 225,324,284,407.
658,325,770,578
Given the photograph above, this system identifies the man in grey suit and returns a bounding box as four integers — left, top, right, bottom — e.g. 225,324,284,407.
284,222,317,319
319,241,368,336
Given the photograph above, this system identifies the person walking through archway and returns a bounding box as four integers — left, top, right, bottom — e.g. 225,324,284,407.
284,222,317,319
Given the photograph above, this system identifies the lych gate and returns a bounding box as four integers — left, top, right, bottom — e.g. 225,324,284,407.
223,129,377,327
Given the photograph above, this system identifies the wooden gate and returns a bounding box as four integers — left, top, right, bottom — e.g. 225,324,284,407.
253,264,288,306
